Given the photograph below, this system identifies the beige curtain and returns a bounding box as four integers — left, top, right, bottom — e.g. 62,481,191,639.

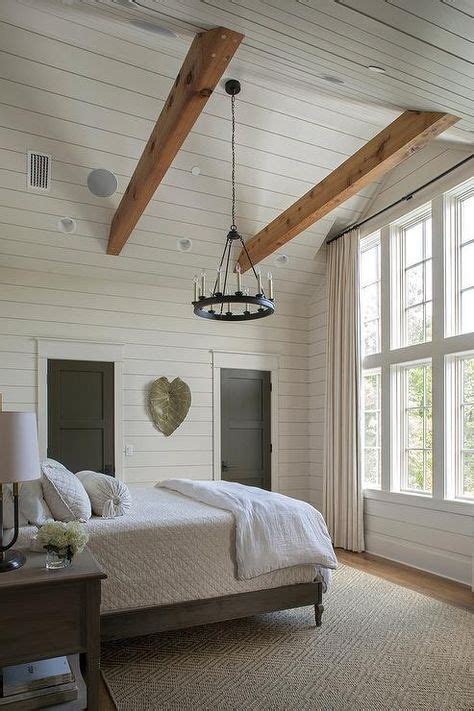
323,229,364,552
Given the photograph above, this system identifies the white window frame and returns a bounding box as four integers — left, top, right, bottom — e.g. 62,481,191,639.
361,368,382,489
360,232,381,357
390,205,432,350
392,359,432,496
445,178,474,337
360,162,474,514
446,352,474,502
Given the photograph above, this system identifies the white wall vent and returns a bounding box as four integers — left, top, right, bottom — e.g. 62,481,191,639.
27,151,51,191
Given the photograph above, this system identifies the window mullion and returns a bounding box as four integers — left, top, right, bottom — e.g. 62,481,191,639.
380,225,391,493
432,195,445,500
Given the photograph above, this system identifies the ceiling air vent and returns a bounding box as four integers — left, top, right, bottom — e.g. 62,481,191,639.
27,151,51,191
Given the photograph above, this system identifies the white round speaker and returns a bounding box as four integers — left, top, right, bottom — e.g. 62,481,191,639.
87,169,117,197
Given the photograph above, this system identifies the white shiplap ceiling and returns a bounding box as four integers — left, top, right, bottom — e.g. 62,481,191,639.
1,0,472,292
76,0,474,135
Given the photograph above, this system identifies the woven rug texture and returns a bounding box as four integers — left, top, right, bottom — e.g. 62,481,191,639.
101,564,473,710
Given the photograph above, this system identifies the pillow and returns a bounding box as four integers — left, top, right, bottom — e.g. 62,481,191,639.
1,485,15,529
1,483,51,529
19,480,53,526
41,459,91,522
75,470,132,518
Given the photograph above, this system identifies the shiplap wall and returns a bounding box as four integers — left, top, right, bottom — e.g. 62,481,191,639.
309,248,327,511
0,0,340,496
0,263,317,491
309,142,473,585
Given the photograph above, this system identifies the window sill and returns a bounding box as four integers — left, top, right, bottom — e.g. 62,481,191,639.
363,488,473,516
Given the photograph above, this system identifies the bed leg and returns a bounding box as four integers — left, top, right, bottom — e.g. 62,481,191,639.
314,603,324,627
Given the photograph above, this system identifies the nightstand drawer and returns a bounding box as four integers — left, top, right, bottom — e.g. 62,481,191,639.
0,582,84,665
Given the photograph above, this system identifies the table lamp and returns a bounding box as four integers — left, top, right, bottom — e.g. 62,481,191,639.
0,412,41,572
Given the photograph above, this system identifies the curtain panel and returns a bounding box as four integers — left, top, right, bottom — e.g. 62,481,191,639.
323,230,364,552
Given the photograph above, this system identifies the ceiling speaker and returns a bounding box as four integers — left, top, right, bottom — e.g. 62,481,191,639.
87,169,117,197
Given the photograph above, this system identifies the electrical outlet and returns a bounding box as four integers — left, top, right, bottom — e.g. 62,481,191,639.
125,444,135,456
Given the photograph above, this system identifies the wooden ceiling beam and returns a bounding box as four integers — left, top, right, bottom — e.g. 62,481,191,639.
107,27,244,256
237,111,458,271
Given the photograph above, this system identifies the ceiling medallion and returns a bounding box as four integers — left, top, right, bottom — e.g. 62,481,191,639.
192,79,275,322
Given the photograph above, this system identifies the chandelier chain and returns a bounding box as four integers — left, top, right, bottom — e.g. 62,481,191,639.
231,93,236,229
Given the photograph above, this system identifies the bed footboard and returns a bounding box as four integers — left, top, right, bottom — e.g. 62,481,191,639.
101,581,323,640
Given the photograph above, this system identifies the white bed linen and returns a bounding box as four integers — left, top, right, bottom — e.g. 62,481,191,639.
17,488,323,613
158,479,337,587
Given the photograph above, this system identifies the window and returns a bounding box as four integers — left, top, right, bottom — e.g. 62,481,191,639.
358,175,474,506
394,362,432,494
361,369,381,488
445,179,474,336
446,353,474,501
360,232,381,356
392,209,432,348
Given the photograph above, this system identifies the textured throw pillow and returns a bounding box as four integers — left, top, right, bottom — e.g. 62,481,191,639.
19,480,53,526
1,485,15,529
41,459,91,522
75,470,132,518
1,482,52,529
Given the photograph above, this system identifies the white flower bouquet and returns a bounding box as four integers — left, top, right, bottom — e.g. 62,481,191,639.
36,520,89,563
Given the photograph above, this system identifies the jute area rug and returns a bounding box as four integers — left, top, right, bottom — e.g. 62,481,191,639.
101,565,473,710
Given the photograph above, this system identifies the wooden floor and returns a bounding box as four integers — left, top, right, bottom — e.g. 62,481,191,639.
98,552,473,709
336,549,473,611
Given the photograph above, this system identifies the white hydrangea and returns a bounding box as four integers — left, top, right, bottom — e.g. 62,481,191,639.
36,520,89,559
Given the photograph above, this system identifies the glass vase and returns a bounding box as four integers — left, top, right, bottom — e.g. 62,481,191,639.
45,550,71,570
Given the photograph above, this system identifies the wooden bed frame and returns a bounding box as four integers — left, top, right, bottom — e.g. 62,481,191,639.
101,580,324,640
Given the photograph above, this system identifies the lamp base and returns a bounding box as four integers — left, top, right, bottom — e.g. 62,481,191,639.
0,549,26,572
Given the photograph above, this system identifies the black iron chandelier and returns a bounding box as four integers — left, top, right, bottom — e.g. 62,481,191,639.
192,79,275,321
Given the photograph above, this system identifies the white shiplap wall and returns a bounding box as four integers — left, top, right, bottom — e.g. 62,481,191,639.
0,0,336,496
310,142,473,585
309,248,327,511
0,263,315,490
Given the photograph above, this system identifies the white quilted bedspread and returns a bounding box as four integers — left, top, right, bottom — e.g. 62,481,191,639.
18,488,320,612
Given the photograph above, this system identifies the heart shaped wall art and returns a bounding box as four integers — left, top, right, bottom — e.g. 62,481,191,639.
148,377,192,437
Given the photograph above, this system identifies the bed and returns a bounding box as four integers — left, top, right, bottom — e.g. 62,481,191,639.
18,486,334,640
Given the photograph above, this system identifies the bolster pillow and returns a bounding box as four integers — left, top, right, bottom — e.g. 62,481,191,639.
75,470,132,518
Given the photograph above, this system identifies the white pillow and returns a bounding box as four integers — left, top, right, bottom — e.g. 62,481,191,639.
41,459,91,522
19,480,53,526
1,482,51,529
75,470,132,518
1,485,15,529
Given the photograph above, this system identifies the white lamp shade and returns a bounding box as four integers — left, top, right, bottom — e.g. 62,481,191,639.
0,412,41,483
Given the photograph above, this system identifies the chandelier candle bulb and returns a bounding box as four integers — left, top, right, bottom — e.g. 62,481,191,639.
268,272,273,299
193,275,199,302
201,271,206,298
217,267,222,294
257,270,263,295
236,263,242,292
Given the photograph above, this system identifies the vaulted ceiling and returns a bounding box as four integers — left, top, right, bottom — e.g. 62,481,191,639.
1,0,472,297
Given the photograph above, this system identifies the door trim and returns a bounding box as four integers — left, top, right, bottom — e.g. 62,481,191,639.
37,339,124,480
211,350,279,492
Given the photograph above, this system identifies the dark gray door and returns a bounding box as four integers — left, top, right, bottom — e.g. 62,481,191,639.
47,359,115,475
221,368,271,490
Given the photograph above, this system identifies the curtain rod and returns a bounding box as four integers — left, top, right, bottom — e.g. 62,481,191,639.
326,154,473,245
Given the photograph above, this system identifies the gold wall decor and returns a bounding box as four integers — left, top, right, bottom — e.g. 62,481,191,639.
148,377,191,436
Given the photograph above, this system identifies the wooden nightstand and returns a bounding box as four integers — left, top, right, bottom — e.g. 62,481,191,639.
0,548,106,710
